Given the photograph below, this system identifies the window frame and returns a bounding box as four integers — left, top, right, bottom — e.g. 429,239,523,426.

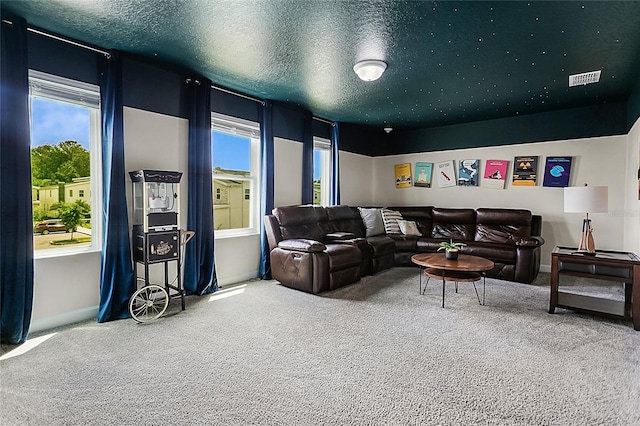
313,137,331,206
29,70,102,258
211,112,261,238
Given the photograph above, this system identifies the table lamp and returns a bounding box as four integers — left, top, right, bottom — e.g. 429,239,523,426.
563,185,608,255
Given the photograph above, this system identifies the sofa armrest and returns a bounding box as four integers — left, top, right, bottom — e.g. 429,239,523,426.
516,236,545,248
326,232,357,241
278,239,326,253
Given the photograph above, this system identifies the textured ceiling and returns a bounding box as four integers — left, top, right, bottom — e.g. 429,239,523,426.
3,0,640,129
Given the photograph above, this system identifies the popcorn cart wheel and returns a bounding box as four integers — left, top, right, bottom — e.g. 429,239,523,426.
128,230,195,323
128,280,169,323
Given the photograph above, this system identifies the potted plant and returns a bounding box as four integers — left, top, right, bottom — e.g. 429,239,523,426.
437,240,466,260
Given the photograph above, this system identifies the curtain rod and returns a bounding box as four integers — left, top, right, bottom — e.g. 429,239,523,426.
210,84,334,126
211,84,265,106
313,116,334,126
2,19,111,58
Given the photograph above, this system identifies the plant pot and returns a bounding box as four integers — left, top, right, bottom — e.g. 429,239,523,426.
445,250,459,260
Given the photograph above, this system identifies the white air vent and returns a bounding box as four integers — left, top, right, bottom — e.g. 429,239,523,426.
569,70,601,87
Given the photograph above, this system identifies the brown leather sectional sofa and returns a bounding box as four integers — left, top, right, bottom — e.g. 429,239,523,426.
263,205,544,294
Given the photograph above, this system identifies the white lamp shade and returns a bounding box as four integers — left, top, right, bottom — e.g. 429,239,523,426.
353,60,387,81
563,186,608,213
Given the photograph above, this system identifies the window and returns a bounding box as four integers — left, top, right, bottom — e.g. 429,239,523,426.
29,70,101,255
211,113,260,236
313,137,331,206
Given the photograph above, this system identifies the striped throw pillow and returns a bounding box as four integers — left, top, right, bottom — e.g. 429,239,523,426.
381,209,403,234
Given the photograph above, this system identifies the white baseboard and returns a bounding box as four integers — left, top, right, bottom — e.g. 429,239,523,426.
539,264,551,273
30,306,99,334
217,270,260,287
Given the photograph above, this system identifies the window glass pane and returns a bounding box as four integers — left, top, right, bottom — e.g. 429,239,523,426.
313,149,321,204
211,115,259,235
313,137,331,206
30,82,97,253
212,131,250,173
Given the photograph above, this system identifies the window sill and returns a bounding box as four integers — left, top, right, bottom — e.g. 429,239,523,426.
34,245,102,260
214,230,260,240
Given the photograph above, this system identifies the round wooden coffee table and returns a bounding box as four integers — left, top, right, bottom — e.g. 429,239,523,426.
411,253,495,308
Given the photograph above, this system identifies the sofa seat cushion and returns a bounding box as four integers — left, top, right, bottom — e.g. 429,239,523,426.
388,234,417,251
325,243,362,271
416,238,445,252
366,235,396,257
463,242,516,264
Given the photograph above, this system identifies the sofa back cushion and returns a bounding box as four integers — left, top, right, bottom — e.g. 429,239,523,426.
475,208,532,245
273,205,328,241
431,208,476,241
388,206,433,237
381,209,403,234
358,207,385,237
325,205,366,237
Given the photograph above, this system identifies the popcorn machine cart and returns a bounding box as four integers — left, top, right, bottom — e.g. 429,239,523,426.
128,170,193,322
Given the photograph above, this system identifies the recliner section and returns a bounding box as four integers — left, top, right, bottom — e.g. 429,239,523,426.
264,204,545,294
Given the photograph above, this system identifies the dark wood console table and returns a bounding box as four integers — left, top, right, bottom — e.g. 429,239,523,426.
549,246,640,331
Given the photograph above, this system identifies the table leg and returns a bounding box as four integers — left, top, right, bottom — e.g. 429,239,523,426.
441,271,446,308
483,274,486,305
422,277,431,295
633,265,640,331
549,255,559,314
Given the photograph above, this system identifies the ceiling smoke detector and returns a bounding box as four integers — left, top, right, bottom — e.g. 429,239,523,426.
569,70,601,87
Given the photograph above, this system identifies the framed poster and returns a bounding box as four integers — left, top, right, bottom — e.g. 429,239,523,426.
483,159,508,189
512,156,539,186
394,163,412,188
458,159,479,186
414,162,433,188
436,160,456,188
543,157,572,187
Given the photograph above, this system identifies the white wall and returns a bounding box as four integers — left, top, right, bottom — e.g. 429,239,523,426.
274,137,302,207
340,151,375,206
623,118,640,255
123,107,188,285
31,251,102,332
371,135,630,270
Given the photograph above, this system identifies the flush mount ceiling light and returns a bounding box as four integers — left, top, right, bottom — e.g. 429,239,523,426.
353,60,387,81
383,127,393,134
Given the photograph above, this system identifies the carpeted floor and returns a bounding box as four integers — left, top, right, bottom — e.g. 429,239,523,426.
1,269,639,425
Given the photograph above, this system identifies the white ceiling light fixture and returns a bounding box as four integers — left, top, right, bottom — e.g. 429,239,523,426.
383,127,393,133
353,60,387,81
